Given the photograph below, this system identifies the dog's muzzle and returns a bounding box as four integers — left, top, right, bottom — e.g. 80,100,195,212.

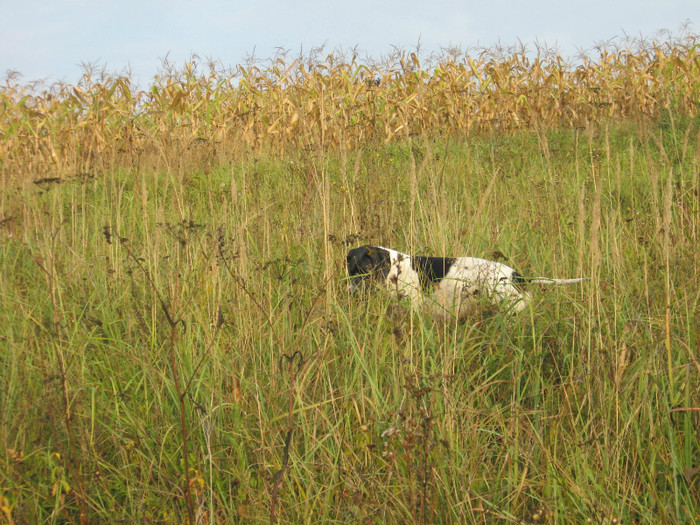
347,275,368,294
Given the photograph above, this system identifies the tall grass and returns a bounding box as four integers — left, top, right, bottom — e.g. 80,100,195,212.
1,118,698,523
1,36,699,524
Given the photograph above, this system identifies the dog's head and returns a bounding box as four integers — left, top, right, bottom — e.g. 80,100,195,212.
346,245,391,293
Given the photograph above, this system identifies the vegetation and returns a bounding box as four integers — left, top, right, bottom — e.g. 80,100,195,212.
2,33,699,182
0,34,699,524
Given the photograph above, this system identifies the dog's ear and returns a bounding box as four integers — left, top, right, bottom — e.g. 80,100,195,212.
347,246,372,275
347,246,389,276
346,246,362,275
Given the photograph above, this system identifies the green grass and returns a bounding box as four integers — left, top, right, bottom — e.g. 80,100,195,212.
0,119,699,524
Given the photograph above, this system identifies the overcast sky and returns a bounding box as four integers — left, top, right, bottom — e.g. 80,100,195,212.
2,1,697,86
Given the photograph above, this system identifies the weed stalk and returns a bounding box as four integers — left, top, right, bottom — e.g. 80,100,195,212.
118,237,196,524
33,229,90,524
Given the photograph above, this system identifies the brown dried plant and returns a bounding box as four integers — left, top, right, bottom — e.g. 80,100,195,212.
2,35,699,185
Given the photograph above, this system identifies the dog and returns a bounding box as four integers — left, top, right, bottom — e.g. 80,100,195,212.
346,245,589,318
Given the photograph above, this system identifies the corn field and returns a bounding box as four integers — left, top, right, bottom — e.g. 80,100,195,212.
1,34,699,183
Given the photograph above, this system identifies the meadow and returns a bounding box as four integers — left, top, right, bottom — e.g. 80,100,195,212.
0,36,699,524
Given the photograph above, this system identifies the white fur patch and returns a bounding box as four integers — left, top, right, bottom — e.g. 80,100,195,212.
377,247,423,301
434,256,532,317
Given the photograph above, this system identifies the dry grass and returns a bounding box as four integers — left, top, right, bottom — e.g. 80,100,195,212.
1,34,699,184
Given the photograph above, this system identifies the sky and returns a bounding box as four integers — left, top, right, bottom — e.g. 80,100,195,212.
1,1,698,87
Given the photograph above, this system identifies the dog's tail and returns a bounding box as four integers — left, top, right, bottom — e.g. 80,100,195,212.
528,277,590,285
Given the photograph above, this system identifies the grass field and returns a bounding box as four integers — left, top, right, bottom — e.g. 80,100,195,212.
1,40,699,524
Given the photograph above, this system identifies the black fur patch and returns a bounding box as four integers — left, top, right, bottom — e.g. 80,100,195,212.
411,256,456,291
346,246,391,289
511,270,528,293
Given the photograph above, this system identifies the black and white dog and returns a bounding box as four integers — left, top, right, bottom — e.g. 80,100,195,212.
346,245,588,318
